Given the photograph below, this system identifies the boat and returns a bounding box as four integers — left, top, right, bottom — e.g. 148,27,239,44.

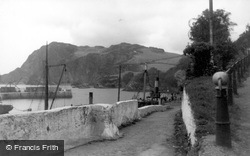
0,104,13,114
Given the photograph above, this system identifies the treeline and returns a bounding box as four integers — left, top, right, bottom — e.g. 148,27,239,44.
122,56,191,93
183,9,250,78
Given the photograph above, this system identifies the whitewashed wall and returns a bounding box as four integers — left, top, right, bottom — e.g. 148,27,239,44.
0,99,169,150
181,88,197,146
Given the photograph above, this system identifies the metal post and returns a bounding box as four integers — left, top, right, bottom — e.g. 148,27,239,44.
45,42,49,110
209,0,214,64
143,64,147,102
89,92,93,104
117,65,121,102
248,50,250,66
237,63,241,84
248,52,250,67
227,70,233,105
212,72,232,148
154,76,160,105
240,59,244,78
248,53,250,67
232,66,238,95
243,57,246,72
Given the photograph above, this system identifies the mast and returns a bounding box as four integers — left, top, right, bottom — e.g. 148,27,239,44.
117,65,121,102
45,42,49,110
143,63,147,101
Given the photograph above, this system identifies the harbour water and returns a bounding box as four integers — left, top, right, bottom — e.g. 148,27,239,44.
1,85,148,114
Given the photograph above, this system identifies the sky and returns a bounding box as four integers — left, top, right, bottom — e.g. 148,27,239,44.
0,0,249,75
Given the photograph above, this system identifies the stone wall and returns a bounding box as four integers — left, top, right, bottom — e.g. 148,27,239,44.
0,100,169,150
112,100,139,127
181,88,197,146
138,105,170,118
0,100,138,150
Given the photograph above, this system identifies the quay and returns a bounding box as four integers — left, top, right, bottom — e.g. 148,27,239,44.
0,90,72,100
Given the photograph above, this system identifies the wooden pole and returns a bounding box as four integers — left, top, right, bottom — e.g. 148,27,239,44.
89,92,93,104
143,63,147,101
45,42,49,110
209,0,214,64
117,65,121,102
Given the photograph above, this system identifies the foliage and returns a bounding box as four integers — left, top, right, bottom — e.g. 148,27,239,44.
185,77,216,138
173,111,190,155
234,24,250,53
122,57,192,92
122,72,134,85
189,9,236,44
175,56,192,70
185,9,238,77
213,40,238,70
174,77,216,155
184,42,213,77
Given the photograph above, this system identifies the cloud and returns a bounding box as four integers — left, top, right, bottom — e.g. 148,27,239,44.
0,0,249,74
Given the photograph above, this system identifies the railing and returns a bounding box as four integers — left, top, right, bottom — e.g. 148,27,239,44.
226,50,250,105
212,49,250,148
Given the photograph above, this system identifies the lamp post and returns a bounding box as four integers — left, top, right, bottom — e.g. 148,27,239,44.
209,0,214,65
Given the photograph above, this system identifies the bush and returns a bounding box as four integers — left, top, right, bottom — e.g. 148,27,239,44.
184,42,213,77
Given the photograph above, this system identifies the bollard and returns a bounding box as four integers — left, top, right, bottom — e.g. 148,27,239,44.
212,72,232,148
89,92,93,104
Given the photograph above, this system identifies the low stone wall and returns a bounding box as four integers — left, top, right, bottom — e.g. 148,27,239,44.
138,105,170,118
112,100,139,127
0,100,138,150
0,100,170,151
181,88,197,146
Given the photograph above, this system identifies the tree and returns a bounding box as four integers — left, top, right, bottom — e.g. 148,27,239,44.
122,72,134,85
213,40,237,70
185,9,237,76
184,42,212,77
234,24,250,54
189,9,237,44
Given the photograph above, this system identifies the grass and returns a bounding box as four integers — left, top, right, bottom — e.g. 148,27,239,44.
174,76,217,156
185,76,216,138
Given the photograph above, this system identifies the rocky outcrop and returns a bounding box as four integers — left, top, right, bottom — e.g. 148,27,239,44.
0,42,181,87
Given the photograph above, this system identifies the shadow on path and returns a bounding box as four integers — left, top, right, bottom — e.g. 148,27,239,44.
65,104,180,156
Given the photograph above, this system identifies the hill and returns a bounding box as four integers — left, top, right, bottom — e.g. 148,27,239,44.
0,42,182,88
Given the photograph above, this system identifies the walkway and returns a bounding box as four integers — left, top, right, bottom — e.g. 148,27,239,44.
64,103,180,156
233,75,250,156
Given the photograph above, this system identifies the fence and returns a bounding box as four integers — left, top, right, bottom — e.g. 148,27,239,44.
212,49,250,148
226,49,250,105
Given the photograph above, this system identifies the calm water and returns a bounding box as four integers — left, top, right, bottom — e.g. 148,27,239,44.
1,85,148,114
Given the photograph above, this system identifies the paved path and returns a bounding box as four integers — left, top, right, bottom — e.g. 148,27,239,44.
64,104,180,156
233,76,250,156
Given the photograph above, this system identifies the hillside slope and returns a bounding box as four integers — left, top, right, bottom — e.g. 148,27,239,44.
0,42,181,87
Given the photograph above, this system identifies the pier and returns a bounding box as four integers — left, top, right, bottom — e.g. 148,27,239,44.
0,91,72,100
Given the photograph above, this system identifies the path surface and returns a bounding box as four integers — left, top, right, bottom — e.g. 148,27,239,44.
233,76,250,156
64,103,180,156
